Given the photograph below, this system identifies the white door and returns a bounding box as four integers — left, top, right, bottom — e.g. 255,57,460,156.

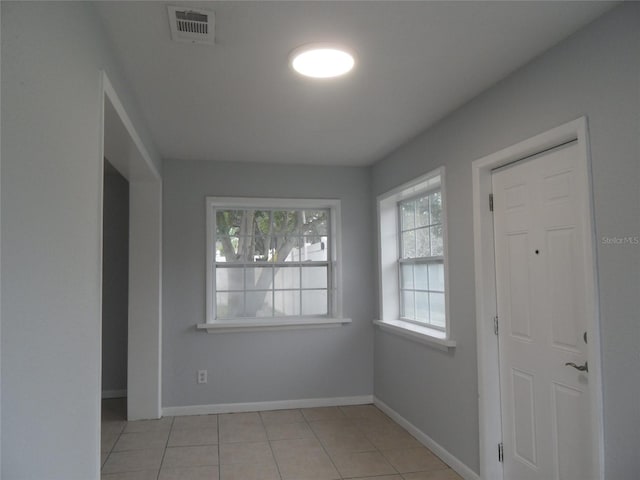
492,141,596,480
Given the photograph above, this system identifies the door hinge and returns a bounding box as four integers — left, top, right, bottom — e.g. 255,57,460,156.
489,193,494,212
493,315,499,335
498,442,504,463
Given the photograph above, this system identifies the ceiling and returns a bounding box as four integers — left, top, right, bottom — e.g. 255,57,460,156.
96,1,614,166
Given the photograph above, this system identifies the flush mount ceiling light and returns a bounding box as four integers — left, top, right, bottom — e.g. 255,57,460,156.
289,43,356,79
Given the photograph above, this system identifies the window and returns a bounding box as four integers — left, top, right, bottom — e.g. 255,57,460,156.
203,197,345,330
376,168,454,348
398,190,445,329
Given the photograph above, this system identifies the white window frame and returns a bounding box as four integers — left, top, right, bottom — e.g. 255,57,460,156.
198,197,350,333
375,167,455,349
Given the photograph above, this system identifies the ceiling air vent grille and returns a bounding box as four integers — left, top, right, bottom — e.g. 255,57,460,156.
167,6,214,45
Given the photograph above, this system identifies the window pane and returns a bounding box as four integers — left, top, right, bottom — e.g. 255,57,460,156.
219,210,270,237
269,235,295,262
216,267,243,291
416,195,430,227
270,235,285,252
272,210,299,234
301,237,328,261
414,263,428,290
272,290,300,316
428,262,444,292
430,191,442,225
430,225,443,256
302,210,328,236
402,230,416,259
216,210,243,236
271,236,301,262
401,264,414,289
246,267,273,290
429,292,445,328
216,292,243,319
415,291,429,323
401,290,415,320
274,266,300,290
250,235,270,262
301,266,327,289
416,227,431,258
215,237,239,262
400,200,415,230
240,210,271,237
301,290,328,316
245,291,272,317
233,236,263,262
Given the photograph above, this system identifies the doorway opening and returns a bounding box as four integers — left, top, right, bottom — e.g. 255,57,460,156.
101,159,130,425
99,70,162,437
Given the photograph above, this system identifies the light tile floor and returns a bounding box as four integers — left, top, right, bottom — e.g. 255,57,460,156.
101,399,462,480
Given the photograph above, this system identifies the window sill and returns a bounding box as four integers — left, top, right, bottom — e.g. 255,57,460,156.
373,319,456,351
197,317,351,333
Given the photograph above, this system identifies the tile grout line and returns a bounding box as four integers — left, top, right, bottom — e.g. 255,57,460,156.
156,415,176,480
359,405,458,479
345,405,402,478
100,399,127,472
102,421,123,469
101,402,453,480
307,407,347,480
259,410,284,480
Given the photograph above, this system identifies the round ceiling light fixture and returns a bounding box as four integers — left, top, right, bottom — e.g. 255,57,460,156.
289,43,356,79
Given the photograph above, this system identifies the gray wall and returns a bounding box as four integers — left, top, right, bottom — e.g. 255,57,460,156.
0,2,160,478
102,163,129,394
162,160,374,408
371,4,639,476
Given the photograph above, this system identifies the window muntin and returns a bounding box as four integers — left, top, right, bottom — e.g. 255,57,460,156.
399,190,443,258
213,207,331,319
398,189,445,329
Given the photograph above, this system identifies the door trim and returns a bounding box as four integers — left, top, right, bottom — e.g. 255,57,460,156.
471,117,603,480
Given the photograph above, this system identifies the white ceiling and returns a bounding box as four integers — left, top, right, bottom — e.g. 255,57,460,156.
96,1,614,166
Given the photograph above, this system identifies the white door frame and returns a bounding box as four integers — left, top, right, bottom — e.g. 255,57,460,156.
471,117,604,480
99,71,163,420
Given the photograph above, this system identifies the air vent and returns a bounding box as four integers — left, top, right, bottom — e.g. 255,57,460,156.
167,6,214,45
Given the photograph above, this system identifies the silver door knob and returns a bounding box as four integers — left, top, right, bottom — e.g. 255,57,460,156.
565,361,588,372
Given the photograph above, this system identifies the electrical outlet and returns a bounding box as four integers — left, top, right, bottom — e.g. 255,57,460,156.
197,369,207,384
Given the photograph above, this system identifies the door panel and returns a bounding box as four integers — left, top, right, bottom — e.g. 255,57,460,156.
547,228,580,351
553,382,590,480
512,368,537,467
492,142,595,480
506,233,532,340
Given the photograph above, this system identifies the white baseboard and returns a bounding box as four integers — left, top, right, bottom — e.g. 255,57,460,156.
102,389,127,399
374,397,480,480
163,394,374,417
